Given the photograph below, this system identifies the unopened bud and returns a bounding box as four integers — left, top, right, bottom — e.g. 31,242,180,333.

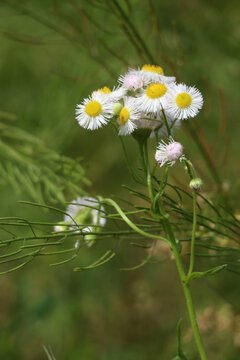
189,178,203,191
113,102,123,116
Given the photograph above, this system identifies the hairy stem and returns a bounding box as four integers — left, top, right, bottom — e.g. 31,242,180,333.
171,242,208,360
188,191,197,276
157,197,208,359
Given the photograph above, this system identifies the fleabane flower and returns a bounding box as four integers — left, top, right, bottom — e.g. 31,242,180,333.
140,64,176,84
64,197,106,229
55,197,106,247
155,137,183,167
124,65,175,86
76,92,114,130
118,97,141,136
136,82,174,113
118,73,144,91
92,86,126,102
166,83,203,120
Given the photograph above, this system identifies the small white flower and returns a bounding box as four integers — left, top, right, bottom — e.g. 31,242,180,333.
125,65,175,85
92,86,126,102
118,97,141,136
64,196,106,230
118,73,144,91
140,64,176,84
76,92,114,130
155,137,183,167
165,83,203,120
136,82,175,113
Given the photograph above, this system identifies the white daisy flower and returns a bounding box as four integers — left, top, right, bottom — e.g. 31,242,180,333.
165,83,203,120
54,196,106,248
125,65,175,85
76,92,114,130
92,86,126,102
118,97,141,136
140,64,176,84
155,137,183,167
136,81,174,113
64,196,106,230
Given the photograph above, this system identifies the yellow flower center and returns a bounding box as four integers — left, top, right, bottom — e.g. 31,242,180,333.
92,87,111,97
175,92,192,108
85,101,102,117
98,86,111,94
119,107,130,124
142,64,164,75
146,83,167,99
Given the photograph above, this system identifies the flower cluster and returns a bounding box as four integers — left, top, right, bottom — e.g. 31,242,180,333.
75,64,203,139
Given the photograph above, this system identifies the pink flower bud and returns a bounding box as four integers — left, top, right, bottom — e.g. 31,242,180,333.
155,137,183,167
166,141,183,161
123,75,143,91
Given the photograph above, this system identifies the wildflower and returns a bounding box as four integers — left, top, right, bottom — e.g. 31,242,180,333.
140,64,176,84
76,92,114,130
166,83,203,120
60,197,106,247
92,86,126,102
64,197,106,229
118,73,144,91
136,82,174,113
155,137,183,167
118,97,141,136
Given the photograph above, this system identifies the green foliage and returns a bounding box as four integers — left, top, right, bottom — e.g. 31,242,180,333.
0,0,239,359
0,117,89,203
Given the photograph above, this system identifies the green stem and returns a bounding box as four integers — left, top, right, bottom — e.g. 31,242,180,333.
144,141,154,201
157,199,208,359
172,243,208,360
161,107,171,136
102,198,169,244
188,191,197,277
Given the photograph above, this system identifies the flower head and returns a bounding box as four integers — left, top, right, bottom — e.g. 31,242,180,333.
118,97,141,136
140,64,176,84
76,92,114,130
166,83,203,120
118,74,144,91
64,197,106,229
54,197,106,247
155,137,183,167
92,86,126,102
136,82,174,113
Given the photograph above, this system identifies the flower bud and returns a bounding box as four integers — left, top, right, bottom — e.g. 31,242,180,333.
123,74,143,90
113,102,123,116
189,178,203,191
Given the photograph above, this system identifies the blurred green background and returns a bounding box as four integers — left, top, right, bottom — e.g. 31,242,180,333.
0,0,240,359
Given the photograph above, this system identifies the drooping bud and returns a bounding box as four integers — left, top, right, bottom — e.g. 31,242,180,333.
189,178,203,191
